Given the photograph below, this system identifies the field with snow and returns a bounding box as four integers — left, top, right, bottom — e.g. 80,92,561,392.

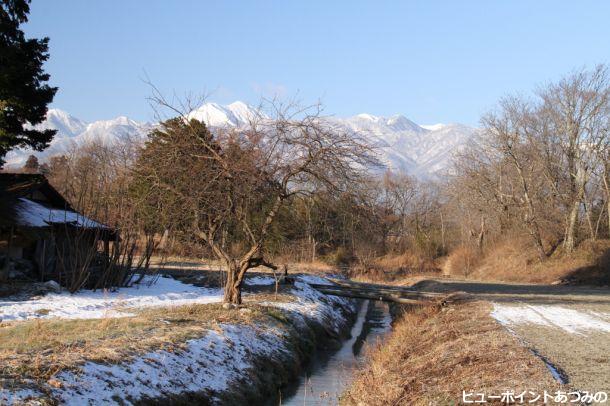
0,275,224,321
0,273,354,405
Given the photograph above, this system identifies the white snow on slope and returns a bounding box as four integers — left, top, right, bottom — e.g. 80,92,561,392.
268,276,352,333
5,103,477,179
187,101,260,127
331,114,477,178
51,324,287,405
0,275,223,321
491,304,610,335
0,324,288,405
420,123,446,131
0,275,354,405
244,275,276,286
41,109,87,137
3,110,153,167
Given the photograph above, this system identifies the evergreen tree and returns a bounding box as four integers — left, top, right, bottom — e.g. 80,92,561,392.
0,0,57,167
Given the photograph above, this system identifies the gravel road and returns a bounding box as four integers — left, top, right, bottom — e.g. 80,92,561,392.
411,278,610,393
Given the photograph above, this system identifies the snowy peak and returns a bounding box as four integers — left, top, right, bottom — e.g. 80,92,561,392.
420,123,446,131
332,113,477,178
355,113,379,121
85,116,141,132
79,116,152,145
187,101,259,128
5,102,478,179
386,115,424,132
342,113,426,135
40,109,88,138
4,111,152,167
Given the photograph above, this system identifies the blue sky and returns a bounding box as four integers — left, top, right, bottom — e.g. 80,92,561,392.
26,0,610,125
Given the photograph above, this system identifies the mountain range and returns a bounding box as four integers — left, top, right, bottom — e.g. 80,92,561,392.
4,102,478,178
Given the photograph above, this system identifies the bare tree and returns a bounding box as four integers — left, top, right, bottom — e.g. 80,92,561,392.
377,171,418,251
602,152,610,238
538,65,610,252
135,95,378,304
480,97,548,260
449,66,609,261
45,137,159,291
22,154,40,173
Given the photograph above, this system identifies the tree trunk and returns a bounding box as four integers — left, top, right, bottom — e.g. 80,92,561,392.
476,216,486,251
511,160,546,261
224,262,243,304
604,174,610,238
583,195,596,240
593,199,605,240
440,210,446,253
564,199,579,253
564,160,587,253
529,225,547,262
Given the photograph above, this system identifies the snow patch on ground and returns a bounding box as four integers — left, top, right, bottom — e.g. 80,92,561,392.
0,274,354,405
0,276,223,322
0,325,288,405
267,275,355,333
244,275,276,286
50,324,287,405
491,304,610,335
297,274,335,286
0,387,41,405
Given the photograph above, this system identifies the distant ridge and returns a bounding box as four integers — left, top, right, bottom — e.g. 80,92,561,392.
4,102,478,178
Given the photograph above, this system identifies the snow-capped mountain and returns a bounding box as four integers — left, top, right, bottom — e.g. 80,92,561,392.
329,113,477,178
4,103,477,178
187,101,259,127
3,110,154,167
41,109,88,138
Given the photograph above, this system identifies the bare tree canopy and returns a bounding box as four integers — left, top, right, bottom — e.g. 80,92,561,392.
19,65,607,296
451,65,609,259
133,97,379,303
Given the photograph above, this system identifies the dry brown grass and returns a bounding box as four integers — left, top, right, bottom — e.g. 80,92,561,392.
148,255,224,270
466,237,551,283
442,245,481,278
374,252,438,272
441,238,610,285
347,252,441,285
288,260,337,274
0,293,294,381
150,255,338,278
342,302,562,405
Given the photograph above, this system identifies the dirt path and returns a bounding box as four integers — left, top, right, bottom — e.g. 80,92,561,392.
410,278,610,393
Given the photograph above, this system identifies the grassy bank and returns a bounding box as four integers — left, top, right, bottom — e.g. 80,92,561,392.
339,238,609,288
443,239,610,285
342,301,562,405
0,276,356,404
0,300,281,381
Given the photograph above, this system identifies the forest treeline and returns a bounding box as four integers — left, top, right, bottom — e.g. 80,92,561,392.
15,66,610,300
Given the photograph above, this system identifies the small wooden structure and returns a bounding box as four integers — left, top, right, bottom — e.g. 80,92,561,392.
0,173,115,284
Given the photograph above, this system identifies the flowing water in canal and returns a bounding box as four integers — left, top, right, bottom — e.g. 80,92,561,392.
281,299,392,405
